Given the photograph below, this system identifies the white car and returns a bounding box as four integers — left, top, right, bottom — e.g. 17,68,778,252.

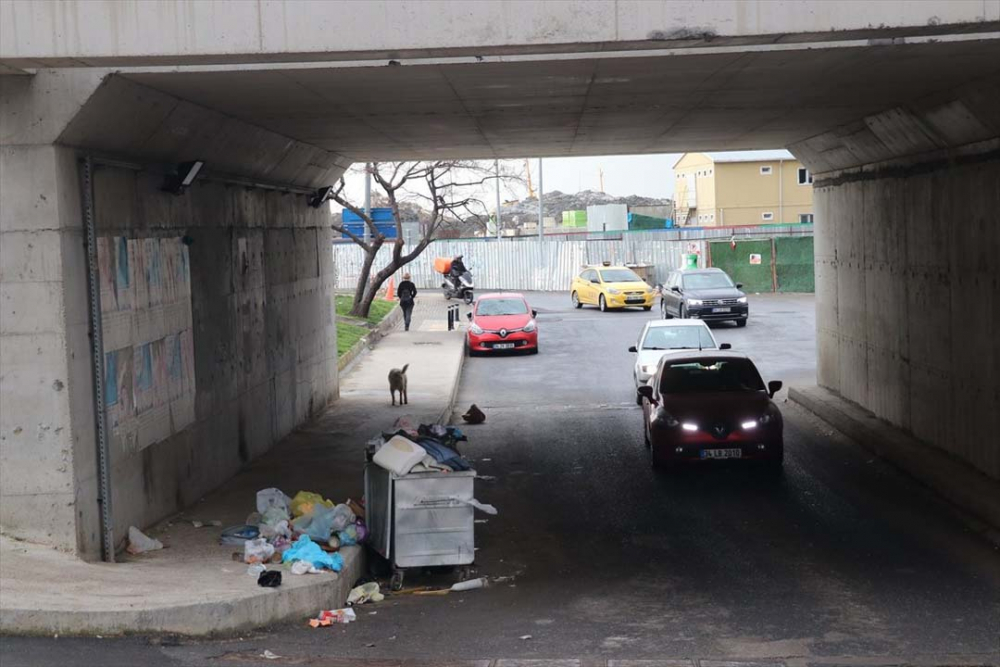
628,319,729,403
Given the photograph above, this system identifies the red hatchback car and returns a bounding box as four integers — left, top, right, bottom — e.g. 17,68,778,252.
466,293,539,356
638,352,784,472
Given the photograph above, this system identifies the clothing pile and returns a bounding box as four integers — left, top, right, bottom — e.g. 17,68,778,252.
220,487,368,575
370,418,471,476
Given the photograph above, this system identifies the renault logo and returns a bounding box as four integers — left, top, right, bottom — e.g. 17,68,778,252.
499,329,508,338
713,425,727,437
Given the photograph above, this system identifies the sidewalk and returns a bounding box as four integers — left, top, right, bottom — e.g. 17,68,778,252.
0,294,468,637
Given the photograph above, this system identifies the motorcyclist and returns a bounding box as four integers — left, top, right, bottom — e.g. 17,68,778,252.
448,255,468,290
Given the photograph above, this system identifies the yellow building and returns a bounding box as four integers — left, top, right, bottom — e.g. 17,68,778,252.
673,151,814,227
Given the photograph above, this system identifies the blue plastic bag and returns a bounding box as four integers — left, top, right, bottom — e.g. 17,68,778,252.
281,535,343,572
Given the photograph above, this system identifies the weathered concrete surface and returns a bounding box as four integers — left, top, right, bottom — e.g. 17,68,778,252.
0,294,464,637
2,0,998,69
811,145,1000,481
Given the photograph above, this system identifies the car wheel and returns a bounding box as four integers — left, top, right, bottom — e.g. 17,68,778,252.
736,318,747,328
572,291,582,309
643,419,651,448
642,305,652,311
661,300,672,319
599,294,608,312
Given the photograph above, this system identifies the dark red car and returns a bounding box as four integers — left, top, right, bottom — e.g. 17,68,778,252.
466,293,538,356
638,352,783,472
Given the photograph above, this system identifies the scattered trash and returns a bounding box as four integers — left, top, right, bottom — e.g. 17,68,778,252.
257,488,292,515
260,649,280,660
365,643,375,648
481,458,492,462
283,535,344,571
346,498,366,520
219,525,259,546
190,519,222,528
309,608,356,627
246,563,267,576
327,535,341,551
258,570,282,588
461,404,486,424
520,635,533,640
244,537,275,564
191,520,204,529
290,491,335,518
477,475,498,482
450,577,487,592
291,560,322,575
493,575,516,584
126,526,163,554
347,582,384,606
373,435,428,475
475,519,489,524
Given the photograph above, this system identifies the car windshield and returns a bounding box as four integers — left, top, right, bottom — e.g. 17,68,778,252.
600,269,642,283
683,272,734,289
659,359,765,394
477,298,528,316
642,326,716,351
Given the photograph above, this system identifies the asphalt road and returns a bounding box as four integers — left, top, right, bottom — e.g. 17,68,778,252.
3,293,999,666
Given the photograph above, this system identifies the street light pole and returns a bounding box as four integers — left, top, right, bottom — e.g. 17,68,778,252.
537,157,544,241
495,159,502,240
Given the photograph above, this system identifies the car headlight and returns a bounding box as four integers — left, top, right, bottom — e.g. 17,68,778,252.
688,299,703,306
607,288,621,295
758,413,772,425
469,323,484,335
523,320,536,332
737,296,747,304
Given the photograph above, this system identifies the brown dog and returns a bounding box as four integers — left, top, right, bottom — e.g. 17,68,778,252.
388,364,409,406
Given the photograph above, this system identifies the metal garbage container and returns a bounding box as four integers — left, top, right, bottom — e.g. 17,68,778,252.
365,464,478,590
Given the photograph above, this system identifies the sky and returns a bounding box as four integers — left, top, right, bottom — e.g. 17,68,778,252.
334,153,683,211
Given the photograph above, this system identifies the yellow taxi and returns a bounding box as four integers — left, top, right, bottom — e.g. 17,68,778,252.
570,263,657,312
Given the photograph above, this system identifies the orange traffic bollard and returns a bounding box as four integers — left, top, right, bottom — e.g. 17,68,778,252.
386,277,396,300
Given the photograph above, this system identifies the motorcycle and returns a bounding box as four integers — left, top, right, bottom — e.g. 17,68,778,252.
442,270,475,305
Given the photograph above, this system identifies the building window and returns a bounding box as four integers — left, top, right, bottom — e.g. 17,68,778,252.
799,213,814,223
761,212,774,221
760,166,773,175
798,168,813,185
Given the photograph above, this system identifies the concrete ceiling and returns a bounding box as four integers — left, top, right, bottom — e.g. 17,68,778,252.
123,38,1000,163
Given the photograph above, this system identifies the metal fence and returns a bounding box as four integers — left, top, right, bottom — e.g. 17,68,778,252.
332,224,814,293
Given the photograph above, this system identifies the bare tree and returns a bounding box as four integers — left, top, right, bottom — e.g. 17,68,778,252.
329,160,516,319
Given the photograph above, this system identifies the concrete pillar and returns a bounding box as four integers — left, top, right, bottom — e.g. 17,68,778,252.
1,71,105,557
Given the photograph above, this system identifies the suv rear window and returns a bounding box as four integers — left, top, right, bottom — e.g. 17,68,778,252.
660,359,764,394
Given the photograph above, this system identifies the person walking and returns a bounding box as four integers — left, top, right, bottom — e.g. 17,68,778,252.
397,272,417,331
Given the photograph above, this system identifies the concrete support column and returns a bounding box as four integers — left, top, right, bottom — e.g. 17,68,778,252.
1,71,105,557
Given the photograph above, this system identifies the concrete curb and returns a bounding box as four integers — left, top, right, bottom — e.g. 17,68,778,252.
789,385,1000,540
437,333,467,426
337,304,402,372
0,546,364,637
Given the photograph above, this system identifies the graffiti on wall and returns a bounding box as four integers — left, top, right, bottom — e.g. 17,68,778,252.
97,237,195,456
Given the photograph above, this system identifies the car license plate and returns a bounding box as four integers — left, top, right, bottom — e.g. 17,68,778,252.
711,307,731,313
701,448,742,459
493,343,515,349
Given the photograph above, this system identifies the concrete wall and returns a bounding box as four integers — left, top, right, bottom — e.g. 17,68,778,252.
3,1,998,70
813,148,1000,480
92,167,338,547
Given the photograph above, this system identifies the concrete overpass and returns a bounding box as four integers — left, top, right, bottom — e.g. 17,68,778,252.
2,1,999,560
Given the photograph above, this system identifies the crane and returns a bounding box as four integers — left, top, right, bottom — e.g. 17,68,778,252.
524,158,536,199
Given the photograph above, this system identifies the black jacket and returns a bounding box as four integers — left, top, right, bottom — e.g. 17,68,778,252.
398,280,417,303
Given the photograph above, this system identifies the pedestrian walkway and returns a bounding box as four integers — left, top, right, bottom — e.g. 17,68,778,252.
0,295,468,637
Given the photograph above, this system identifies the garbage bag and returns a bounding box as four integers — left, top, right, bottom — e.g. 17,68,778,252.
257,570,282,588
256,488,292,515
244,537,275,564
282,535,343,572
329,504,356,533
292,503,340,542
338,523,359,547
126,526,163,554
290,491,335,518
347,582,384,605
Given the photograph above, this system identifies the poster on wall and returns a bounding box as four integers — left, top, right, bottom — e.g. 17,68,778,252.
749,253,762,265
97,236,195,456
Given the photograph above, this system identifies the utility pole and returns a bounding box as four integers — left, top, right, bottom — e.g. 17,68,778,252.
363,163,372,243
537,157,544,241
495,159,502,240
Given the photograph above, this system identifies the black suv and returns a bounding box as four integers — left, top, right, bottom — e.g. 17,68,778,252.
659,268,749,326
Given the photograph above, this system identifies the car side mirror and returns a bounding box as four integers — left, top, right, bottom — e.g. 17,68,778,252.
628,345,637,353
671,286,681,293
466,312,472,320
768,380,783,398
719,343,732,350
532,310,537,318
591,279,601,284
638,385,654,400
736,283,744,289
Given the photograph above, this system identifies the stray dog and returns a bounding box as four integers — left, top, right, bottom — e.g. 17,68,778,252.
388,364,409,406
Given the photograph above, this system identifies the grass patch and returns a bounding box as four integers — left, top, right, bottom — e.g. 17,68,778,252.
337,321,368,357
336,295,396,325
